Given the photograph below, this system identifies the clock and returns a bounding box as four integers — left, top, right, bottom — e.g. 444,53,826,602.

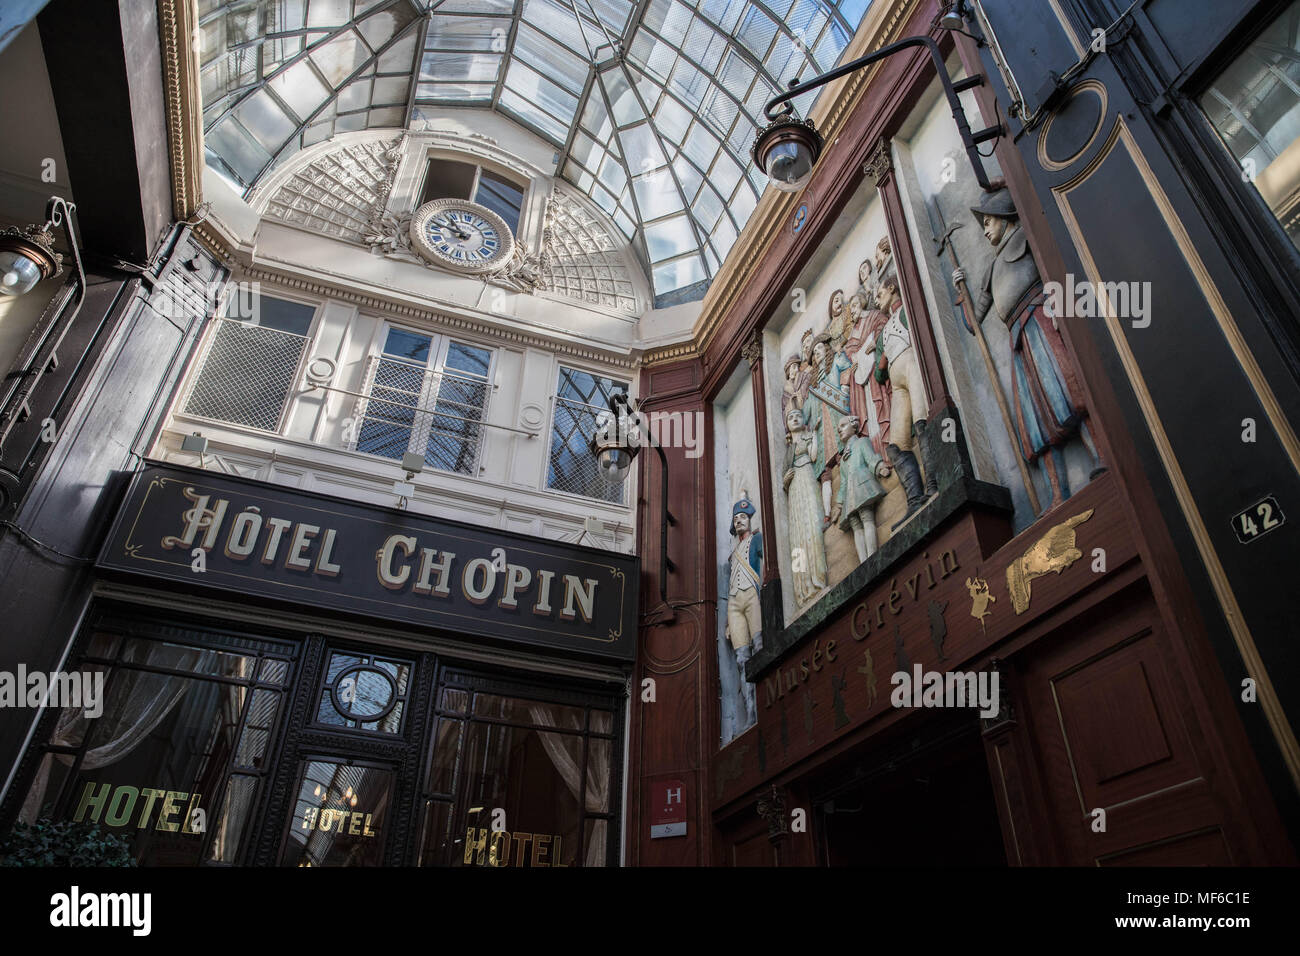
409,198,515,274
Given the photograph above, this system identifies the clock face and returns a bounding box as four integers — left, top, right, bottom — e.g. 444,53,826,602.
409,199,515,274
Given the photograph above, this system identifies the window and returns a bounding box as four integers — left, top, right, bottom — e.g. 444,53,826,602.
417,670,620,867
546,365,628,503
314,650,413,735
418,157,527,234
354,327,493,476
183,290,316,431
15,625,294,866
1202,0,1300,252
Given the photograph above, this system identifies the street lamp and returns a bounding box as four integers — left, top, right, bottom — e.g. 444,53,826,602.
0,198,76,297
752,31,1001,192
589,391,676,606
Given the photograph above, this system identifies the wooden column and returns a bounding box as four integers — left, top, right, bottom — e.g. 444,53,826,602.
626,358,716,865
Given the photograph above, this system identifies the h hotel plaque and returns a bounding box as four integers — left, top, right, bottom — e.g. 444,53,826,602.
97,464,638,662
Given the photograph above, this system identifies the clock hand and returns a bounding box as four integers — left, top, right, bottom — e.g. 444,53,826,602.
433,215,471,241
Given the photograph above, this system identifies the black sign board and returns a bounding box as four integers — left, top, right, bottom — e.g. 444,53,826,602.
97,464,638,662
1230,495,1286,545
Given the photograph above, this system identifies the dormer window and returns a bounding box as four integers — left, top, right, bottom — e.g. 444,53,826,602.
418,157,526,234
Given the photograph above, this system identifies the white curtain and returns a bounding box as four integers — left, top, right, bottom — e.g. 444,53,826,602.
20,644,209,824
526,704,610,867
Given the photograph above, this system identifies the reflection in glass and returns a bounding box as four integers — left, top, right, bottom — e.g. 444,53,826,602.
281,760,392,867
1203,0,1300,251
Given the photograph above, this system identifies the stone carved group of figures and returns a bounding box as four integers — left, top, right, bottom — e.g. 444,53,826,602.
780,233,934,608
778,189,1100,612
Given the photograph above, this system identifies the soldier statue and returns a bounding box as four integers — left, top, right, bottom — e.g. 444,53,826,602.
724,494,763,725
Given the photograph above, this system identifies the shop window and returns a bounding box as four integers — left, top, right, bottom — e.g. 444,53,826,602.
419,158,526,234
182,290,317,432
1201,0,1300,252
14,626,294,866
545,364,628,503
353,327,493,476
313,650,413,735
418,671,620,867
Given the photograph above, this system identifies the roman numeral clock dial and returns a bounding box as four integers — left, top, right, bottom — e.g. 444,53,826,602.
409,199,516,275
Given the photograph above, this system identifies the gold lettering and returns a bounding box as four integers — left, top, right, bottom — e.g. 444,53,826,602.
315,528,342,576
559,575,598,623
349,812,363,835
464,827,487,865
156,791,184,832
513,832,533,866
533,569,555,616
532,833,552,867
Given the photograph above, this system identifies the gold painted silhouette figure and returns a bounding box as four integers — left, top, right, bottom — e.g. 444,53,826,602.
966,577,995,633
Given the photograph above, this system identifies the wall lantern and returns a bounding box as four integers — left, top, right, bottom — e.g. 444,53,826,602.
0,198,78,297
752,18,1001,193
589,391,677,606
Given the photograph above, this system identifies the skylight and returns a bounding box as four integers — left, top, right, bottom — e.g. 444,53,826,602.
200,0,873,299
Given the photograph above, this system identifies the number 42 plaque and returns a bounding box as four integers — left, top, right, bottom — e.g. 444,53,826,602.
1231,496,1286,544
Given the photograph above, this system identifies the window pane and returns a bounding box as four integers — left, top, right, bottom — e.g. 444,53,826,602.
16,638,287,866
421,157,477,205
281,760,393,866
383,327,432,364
185,320,307,431
1201,0,1300,252
547,366,627,502
474,172,526,234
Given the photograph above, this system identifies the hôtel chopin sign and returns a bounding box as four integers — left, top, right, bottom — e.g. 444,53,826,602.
97,464,637,662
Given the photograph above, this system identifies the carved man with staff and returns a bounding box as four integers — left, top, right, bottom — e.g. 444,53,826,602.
951,188,1099,511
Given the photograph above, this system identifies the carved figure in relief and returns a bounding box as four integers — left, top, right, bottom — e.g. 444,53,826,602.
724,493,764,725
952,188,1099,508
869,275,934,527
835,415,889,562
782,408,828,606
804,333,852,525
844,288,892,457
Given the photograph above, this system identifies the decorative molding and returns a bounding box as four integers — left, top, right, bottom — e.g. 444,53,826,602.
740,332,764,369
157,0,204,222
539,189,638,314
262,136,403,244
642,340,701,366
233,263,639,369
755,785,790,844
863,136,893,185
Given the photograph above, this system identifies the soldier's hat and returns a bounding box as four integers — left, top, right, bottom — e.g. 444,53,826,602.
732,493,756,518
970,187,1018,224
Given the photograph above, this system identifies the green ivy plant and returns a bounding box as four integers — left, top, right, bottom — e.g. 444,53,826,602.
0,818,137,867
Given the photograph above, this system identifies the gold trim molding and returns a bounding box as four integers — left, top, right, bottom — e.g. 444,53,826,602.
1054,116,1300,795
158,0,204,222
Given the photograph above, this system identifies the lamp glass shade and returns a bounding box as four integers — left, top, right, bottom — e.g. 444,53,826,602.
0,249,44,297
764,139,816,191
596,447,634,485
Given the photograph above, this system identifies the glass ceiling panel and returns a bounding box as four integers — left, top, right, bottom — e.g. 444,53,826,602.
202,0,872,298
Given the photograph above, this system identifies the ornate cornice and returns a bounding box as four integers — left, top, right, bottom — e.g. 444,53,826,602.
641,340,701,366
157,0,203,222
234,262,640,370
688,0,923,363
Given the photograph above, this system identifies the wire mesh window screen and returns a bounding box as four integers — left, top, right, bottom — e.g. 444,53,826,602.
353,331,492,477
183,318,309,431
547,366,628,503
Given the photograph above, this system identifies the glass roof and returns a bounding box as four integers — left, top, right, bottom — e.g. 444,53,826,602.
199,0,873,298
